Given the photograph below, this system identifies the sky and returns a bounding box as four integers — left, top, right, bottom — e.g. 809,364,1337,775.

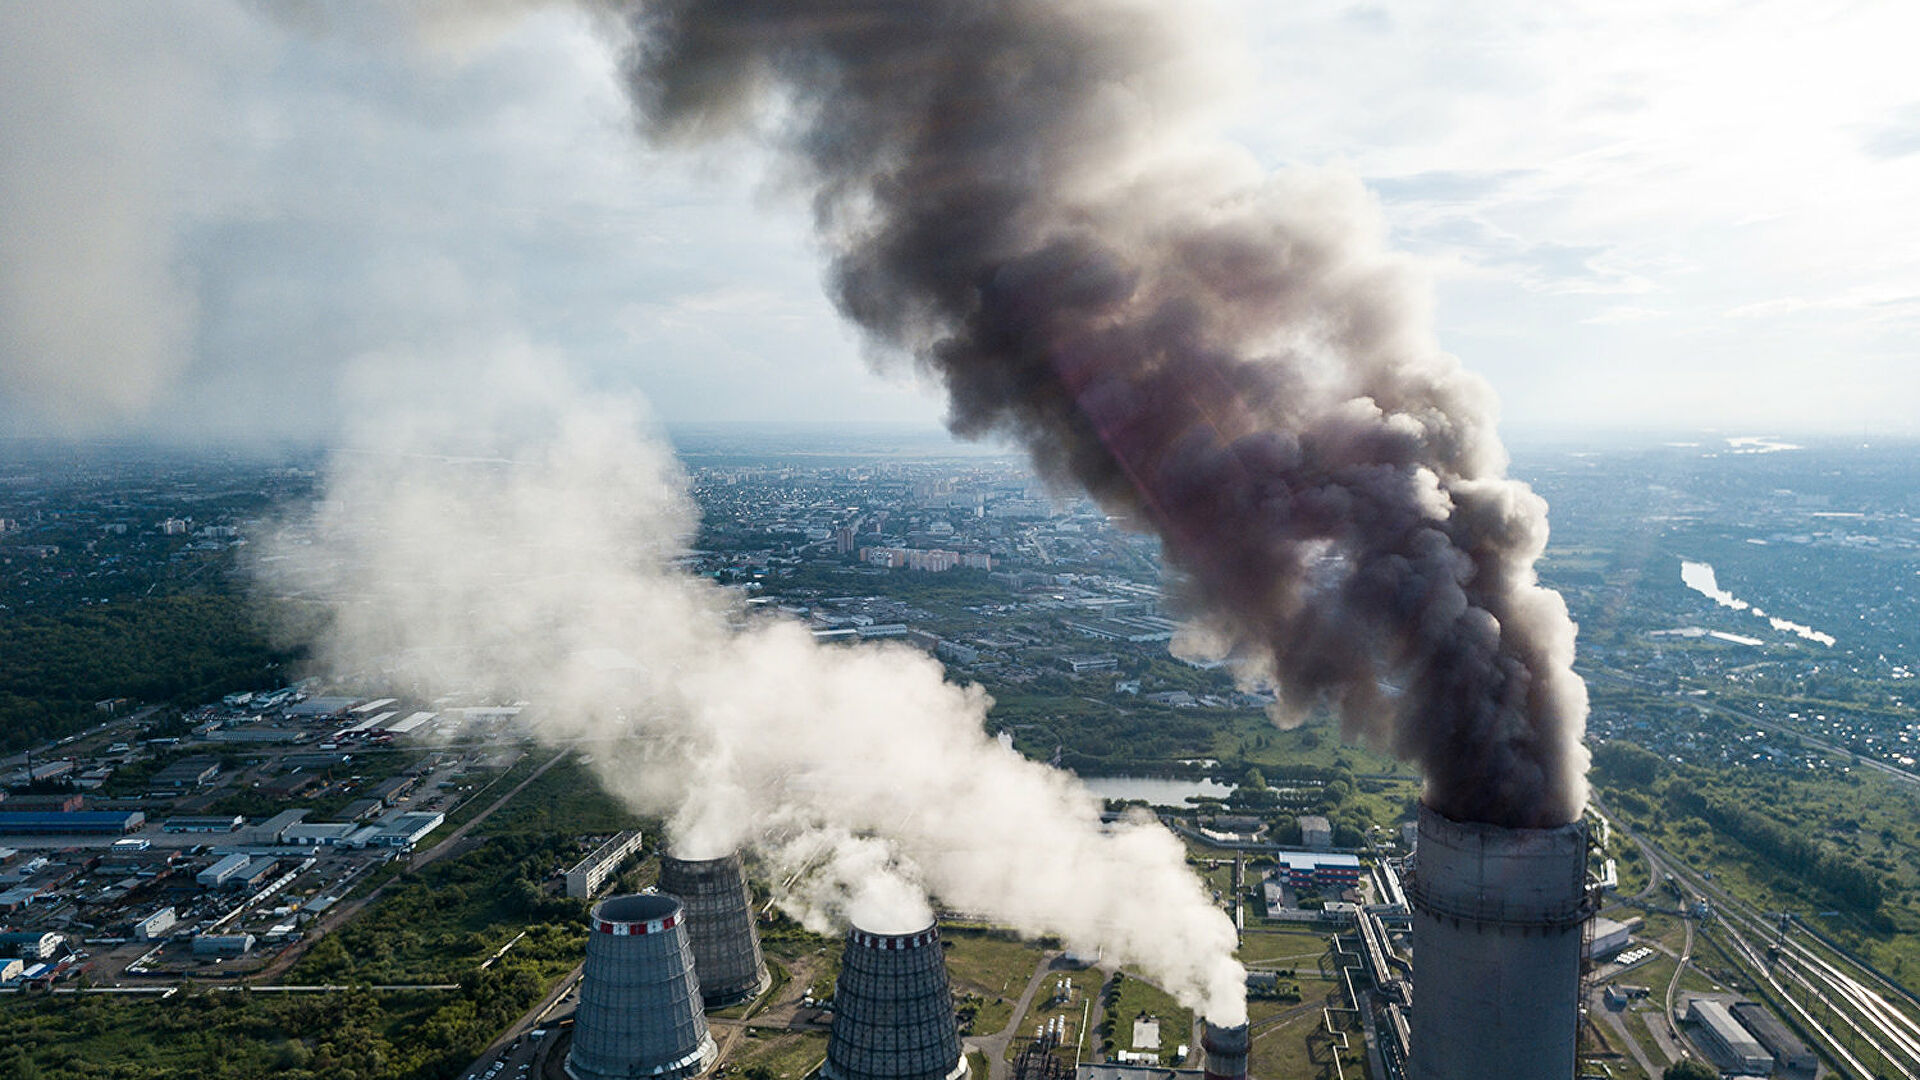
2,0,1917,445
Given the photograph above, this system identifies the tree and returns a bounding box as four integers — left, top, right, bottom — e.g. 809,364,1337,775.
1664,1060,1717,1080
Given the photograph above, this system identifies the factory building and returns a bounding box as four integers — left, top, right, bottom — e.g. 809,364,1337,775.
1272,852,1363,890
365,810,444,849
567,893,716,1080
1686,999,1773,1074
281,822,360,846
198,853,253,888
1297,815,1333,850
193,933,257,957
164,813,247,833
0,930,63,959
565,830,645,900
150,758,221,788
821,922,968,1080
0,810,145,834
131,906,177,941
1731,1001,1817,1072
659,850,770,1006
1586,915,1635,959
1407,804,1593,1080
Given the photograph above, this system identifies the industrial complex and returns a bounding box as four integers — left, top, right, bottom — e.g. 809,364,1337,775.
0,681,1857,1080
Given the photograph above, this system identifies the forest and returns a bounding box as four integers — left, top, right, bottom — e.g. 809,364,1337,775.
0,593,297,753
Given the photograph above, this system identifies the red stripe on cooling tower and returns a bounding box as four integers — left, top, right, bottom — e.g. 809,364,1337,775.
596,912,679,936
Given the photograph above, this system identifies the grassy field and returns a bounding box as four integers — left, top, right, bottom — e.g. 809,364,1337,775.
939,926,1049,1037
1106,971,1194,1066
728,1030,828,1080
1236,927,1332,968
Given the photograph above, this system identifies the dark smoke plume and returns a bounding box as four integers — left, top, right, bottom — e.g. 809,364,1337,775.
619,0,1588,828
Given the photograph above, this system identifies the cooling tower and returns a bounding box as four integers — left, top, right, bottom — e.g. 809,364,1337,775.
567,893,718,1080
1201,1021,1248,1080
659,850,771,1007
821,922,969,1080
1406,803,1592,1080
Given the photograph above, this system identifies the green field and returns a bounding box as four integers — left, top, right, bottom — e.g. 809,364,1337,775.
1105,971,1194,1066
940,926,1049,1036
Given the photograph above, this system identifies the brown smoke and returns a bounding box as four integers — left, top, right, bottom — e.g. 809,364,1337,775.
618,0,1588,828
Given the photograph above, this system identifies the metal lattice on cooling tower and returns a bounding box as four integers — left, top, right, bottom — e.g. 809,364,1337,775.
821,924,969,1080
567,893,717,1080
1406,803,1594,1080
659,851,770,1007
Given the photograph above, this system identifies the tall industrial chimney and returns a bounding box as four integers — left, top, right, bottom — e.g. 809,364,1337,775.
567,893,718,1080
1201,1021,1249,1080
659,850,771,1007
821,922,969,1080
1406,804,1592,1080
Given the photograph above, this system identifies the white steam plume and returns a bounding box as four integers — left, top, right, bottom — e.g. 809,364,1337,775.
257,345,1246,1022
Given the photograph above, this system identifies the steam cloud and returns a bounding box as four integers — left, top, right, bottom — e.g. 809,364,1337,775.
619,0,1589,829
259,349,1245,1021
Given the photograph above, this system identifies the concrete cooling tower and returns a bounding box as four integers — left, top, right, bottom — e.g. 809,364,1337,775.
659,851,771,1007
821,922,969,1080
1406,803,1593,1080
567,893,718,1080
1201,1021,1249,1080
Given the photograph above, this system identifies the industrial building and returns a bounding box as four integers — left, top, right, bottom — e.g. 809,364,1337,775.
1272,852,1363,890
659,850,770,1006
1686,998,1774,1074
0,810,145,834
821,922,968,1080
567,893,717,1080
162,814,245,833
131,906,177,941
366,810,444,848
1732,1001,1817,1072
0,930,62,959
1407,804,1593,1080
565,830,645,899
193,933,257,957
281,822,360,846
1297,815,1333,850
149,758,221,788
198,853,253,888
1586,915,1635,959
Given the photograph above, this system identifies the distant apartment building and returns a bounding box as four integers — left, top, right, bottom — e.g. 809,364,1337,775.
565,830,645,899
857,546,979,572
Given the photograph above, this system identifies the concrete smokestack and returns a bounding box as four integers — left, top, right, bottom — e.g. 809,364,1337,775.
822,922,969,1080
568,893,718,1080
1201,1021,1249,1080
1406,804,1592,1080
659,850,771,1007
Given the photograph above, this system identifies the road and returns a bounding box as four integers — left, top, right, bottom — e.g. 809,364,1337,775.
967,953,1064,1080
